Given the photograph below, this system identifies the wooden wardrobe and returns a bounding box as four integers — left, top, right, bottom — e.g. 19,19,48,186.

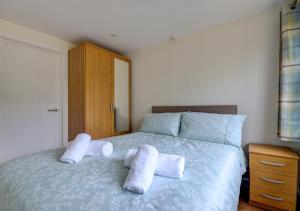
68,42,131,140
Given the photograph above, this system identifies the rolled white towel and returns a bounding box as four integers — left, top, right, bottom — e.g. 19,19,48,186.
123,145,158,194
60,133,91,164
124,149,185,179
85,141,113,157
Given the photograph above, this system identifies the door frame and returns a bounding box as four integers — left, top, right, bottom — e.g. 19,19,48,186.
0,34,65,147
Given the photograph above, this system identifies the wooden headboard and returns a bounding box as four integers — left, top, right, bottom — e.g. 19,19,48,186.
152,105,237,114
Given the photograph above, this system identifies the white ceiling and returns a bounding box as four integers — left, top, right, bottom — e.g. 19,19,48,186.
0,0,285,53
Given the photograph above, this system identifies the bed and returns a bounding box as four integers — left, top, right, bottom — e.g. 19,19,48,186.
0,105,246,211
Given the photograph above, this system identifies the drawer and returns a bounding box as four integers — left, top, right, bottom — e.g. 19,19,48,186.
250,185,296,211
250,154,298,177
250,170,297,194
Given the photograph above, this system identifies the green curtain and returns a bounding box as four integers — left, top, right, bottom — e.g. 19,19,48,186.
278,4,300,141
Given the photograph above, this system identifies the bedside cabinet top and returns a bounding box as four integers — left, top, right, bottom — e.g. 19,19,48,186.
249,144,299,160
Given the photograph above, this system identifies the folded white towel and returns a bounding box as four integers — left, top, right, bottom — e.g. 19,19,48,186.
124,149,185,179
60,133,91,164
67,140,113,157
123,145,158,194
85,141,113,157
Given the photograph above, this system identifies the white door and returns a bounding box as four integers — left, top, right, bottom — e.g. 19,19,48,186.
0,38,61,163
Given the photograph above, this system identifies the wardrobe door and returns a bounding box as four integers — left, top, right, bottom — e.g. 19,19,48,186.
84,44,99,139
85,44,113,139
113,57,131,134
98,49,114,138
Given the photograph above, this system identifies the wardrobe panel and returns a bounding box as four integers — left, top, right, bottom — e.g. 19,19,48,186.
84,44,102,139
68,44,85,141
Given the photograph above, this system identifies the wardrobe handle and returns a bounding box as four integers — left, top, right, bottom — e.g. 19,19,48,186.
110,104,114,112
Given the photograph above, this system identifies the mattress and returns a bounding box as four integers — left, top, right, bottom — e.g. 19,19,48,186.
0,132,246,211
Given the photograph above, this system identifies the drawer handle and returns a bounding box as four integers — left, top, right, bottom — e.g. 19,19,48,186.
260,193,284,201
260,176,285,184
260,160,285,167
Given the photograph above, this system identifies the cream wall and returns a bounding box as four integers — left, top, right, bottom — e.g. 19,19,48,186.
130,8,300,152
0,19,74,146
2,7,300,153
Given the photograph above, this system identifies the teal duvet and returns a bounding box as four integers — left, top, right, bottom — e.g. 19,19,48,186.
0,132,246,211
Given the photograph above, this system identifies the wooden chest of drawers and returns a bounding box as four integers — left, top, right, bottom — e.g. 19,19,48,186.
249,144,299,211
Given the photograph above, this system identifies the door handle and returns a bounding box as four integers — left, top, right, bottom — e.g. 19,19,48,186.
48,109,58,112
